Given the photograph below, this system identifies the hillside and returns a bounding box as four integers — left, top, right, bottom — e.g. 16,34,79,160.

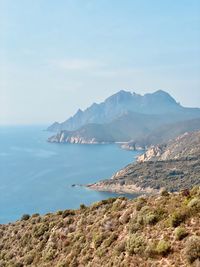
137,131,200,162
48,112,177,144
0,188,200,267
136,118,200,147
88,131,200,194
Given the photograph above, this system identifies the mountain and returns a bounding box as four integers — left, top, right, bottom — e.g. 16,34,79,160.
48,90,200,133
1,188,200,266
48,90,200,145
88,131,200,194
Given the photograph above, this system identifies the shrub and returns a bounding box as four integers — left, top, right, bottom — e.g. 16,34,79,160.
14,263,23,267
21,214,30,221
185,236,200,263
181,189,190,197
56,210,63,215
93,233,105,249
187,197,200,212
23,253,34,265
115,241,126,254
135,198,147,211
32,213,40,217
161,189,169,197
156,240,171,256
129,220,141,233
33,223,49,237
145,242,157,258
145,213,159,225
80,204,86,210
62,210,75,218
103,233,118,248
174,227,188,240
44,248,56,261
126,234,146,255
170,210,187,227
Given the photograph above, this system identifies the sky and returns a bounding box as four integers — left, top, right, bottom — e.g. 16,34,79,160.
0,0,200,125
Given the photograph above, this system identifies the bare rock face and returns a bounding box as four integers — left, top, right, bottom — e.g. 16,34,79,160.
137,145,164,162
137,131,200,162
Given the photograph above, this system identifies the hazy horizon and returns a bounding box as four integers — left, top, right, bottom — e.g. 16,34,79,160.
1,0,200,125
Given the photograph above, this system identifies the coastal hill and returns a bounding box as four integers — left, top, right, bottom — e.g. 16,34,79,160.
0,188,199,266
137,131,200,162
48,90,200,145
88,131,200,194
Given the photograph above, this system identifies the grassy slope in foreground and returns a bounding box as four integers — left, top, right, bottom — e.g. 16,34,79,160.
0,187,200,267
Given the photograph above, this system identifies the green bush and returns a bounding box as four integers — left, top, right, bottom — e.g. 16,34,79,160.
80,204,87,210
187,197,200,212
174,227,188,240
185,236,200,263
145,213,159,225
21,214,30,221
135,198,147,211
62,210,75,218
170,211,187,227
126,234,146,255
161,189,169,197
93,233,105,249
156,240,171,256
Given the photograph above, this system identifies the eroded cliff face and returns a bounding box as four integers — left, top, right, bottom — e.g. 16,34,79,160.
137,131,200,162
137,145,164,162
48,133,99,144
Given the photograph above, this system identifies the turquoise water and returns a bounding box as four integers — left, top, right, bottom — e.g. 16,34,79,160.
0,126,141,224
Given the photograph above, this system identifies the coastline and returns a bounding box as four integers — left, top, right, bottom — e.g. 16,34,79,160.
86,181,158,195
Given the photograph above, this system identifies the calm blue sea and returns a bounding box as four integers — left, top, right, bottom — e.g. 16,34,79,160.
0,126,141,224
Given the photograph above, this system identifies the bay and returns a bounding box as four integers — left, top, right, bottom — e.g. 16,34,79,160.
0,126,141,224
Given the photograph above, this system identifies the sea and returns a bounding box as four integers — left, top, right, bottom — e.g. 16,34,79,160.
0,126,142,224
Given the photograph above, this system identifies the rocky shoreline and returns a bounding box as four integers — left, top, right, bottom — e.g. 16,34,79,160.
86,131,200,195
87,182,158,195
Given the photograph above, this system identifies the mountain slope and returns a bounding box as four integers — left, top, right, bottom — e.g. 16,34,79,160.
137,131,200,162
122,117,200,150
1,188,200,266
48,114,200,145
48,90,200,132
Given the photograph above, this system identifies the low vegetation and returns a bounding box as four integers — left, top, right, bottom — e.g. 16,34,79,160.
0,187,199,266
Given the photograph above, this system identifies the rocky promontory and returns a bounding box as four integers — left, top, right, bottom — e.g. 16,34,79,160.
88,131,200,194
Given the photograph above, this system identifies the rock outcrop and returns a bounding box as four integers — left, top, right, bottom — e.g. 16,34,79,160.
137,131,200,162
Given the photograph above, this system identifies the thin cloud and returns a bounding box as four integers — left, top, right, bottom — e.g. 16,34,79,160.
51,59,103,71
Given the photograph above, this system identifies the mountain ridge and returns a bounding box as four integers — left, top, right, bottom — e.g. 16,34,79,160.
47,90,200,146
47,90,184,132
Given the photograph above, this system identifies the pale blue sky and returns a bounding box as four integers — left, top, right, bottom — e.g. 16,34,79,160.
0,0,200,124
